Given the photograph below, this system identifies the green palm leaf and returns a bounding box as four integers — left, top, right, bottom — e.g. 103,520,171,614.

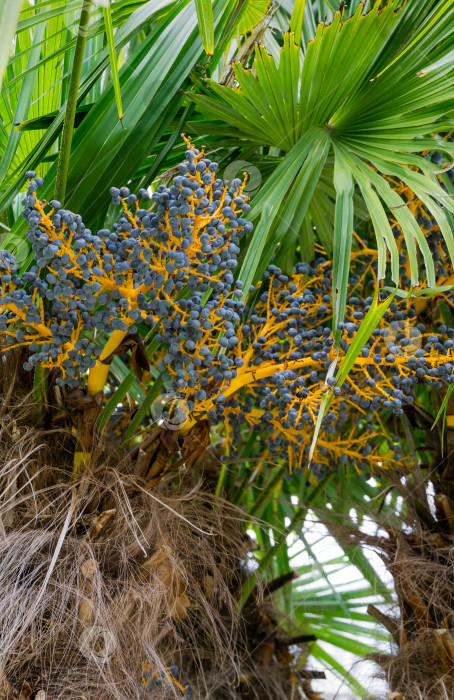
234,0,270,40
1,0,241,250
194,0,214,55
0,0,22,91
189,0,454,335
235,466,394,693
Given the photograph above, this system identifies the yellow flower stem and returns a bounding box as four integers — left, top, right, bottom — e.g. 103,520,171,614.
87,329,128,395
179,356,327,435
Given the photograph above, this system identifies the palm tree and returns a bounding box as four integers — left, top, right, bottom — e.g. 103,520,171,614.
1,1,454,698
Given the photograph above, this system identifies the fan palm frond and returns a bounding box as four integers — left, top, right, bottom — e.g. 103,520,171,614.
190,0,454,338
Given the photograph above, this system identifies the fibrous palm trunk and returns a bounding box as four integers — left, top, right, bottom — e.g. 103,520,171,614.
365,403,454,700
0,351,324,700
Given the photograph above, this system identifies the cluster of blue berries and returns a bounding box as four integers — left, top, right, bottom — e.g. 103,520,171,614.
166,245,454,478
3,140,454,479
0,141,252,388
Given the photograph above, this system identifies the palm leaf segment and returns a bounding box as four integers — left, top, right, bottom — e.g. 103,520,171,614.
190,0,454,341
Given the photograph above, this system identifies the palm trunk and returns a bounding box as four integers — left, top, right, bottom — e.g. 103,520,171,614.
0,351,323,700
365,408,454,700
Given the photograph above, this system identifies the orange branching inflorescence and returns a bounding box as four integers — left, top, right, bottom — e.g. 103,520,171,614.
0,140,252,392
2,141,454,479
179,244,452,479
